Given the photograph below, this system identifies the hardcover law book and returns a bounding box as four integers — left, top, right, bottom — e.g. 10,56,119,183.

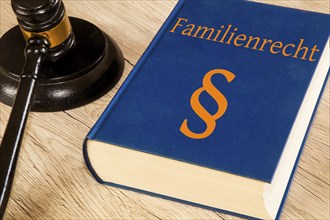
83,1,329,219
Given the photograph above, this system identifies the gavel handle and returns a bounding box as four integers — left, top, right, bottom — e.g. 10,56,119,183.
0,37,49,219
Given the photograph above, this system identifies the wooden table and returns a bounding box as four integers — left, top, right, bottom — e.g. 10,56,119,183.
0,0,329,219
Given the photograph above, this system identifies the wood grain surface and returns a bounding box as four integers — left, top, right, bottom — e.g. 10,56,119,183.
0,0,329,219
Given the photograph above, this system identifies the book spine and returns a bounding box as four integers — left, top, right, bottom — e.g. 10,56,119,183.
82,138,104,183
86,0,187,140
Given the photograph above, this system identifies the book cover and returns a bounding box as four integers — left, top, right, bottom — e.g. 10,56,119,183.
83,0,329,219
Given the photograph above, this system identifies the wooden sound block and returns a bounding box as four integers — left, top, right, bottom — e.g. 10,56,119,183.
0,17,124,112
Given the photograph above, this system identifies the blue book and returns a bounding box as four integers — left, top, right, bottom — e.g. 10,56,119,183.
84,1,330,219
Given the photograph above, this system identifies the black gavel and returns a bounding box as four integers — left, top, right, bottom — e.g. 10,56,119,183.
0,0,124,218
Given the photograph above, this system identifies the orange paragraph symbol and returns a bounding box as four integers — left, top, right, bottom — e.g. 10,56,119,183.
180,69,236,139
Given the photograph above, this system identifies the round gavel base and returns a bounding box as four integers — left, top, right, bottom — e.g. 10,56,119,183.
0,17,124,112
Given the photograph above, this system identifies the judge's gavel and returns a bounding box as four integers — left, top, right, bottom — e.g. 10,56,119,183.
0,0,124,218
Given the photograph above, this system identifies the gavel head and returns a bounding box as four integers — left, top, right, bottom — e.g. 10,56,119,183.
0,0,124,112
11,0,75,61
